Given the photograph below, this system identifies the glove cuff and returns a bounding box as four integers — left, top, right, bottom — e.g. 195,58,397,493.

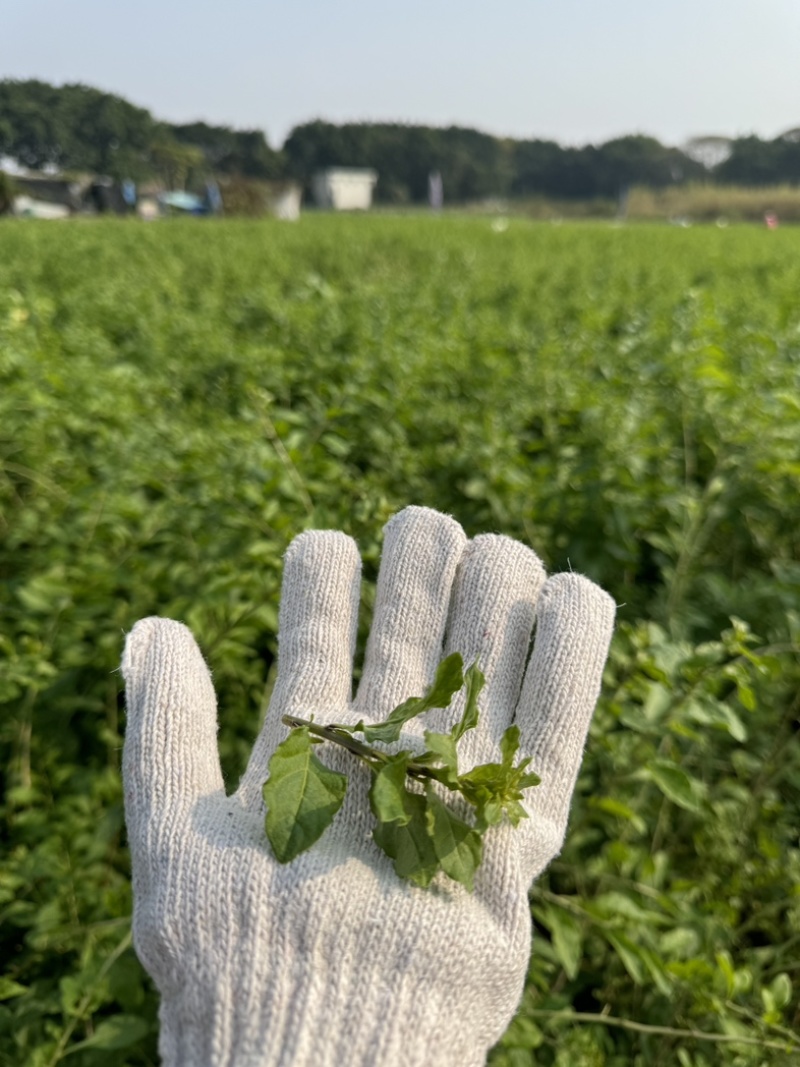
154,939,519,1067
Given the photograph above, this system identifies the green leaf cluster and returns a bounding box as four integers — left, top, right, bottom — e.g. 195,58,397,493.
262,656,540,891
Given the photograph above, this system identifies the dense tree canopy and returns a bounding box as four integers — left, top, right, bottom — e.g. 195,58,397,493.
0,80,282,185
716,134,800,186
1,78,799,202
170,122,284,179
0,80,154,178
281,124,707,203
283,121,512,202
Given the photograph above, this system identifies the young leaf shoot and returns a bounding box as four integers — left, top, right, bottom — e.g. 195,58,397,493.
262,655,541,889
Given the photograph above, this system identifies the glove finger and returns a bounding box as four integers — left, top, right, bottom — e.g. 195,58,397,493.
237,529,361,807
514,573,615,881
122,617,224,849
429,535,545,762
354,506,467,718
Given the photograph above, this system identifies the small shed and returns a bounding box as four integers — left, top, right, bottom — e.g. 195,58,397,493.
312,168,378,211
12,173,92,213
13,196,71,219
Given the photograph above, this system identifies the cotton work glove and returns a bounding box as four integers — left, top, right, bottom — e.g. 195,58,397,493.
122,505,615,1067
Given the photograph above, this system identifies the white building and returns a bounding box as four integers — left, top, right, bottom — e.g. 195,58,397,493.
312,168,378,211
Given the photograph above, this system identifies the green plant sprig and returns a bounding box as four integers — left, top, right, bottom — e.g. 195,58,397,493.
279,714,449,779
262,653,541,891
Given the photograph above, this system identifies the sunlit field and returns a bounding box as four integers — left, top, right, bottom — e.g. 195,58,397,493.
2,216,798,1065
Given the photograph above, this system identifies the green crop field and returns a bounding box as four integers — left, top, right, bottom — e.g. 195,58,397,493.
1,216,798,1066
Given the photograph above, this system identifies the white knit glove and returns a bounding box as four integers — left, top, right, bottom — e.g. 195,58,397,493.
122,506,615,1067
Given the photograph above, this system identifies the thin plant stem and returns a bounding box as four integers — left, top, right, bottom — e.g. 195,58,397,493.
255,398,315,518
280,714,446,781
525,1008,799,1053
46,928,133,1067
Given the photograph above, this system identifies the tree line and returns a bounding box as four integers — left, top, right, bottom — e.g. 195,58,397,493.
0,80,284,187
2,78,800,203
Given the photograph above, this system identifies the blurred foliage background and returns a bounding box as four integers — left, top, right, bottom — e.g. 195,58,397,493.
0,216,798,1065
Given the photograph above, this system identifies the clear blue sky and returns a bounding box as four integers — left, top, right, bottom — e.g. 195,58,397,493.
4,0,800,148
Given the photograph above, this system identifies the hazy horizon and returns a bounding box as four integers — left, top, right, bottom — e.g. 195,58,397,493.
5,0,800,149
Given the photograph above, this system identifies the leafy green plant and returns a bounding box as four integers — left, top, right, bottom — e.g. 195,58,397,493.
263,654,539,889
1,216,797,1064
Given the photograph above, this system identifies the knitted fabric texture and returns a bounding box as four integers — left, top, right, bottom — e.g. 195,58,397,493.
122,506,615,1067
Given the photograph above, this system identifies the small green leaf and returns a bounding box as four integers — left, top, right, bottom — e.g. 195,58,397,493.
737,682,756,712
65,1015,150,1053
500,723,521,767
478,798,505,830
373,791,440,887
605,931,645,984
369,754,414,825
543,905,583,980
643,681,673,720
592,891,666,924
422,652,466,708
770,973,792,1010
518,768,541,789
734,967,753,996
589,796,647,833
640,946,673,997
459,761,506,794
505,799,532,827
645,759,703,812
451,661,485,741
424,784,483,890
684,697,747,742
716,951,736,997
419,730,459,786
0,977,27,1001
361,653,464,743
500,1015,544,1050
361,697,422,743
263,727,348,863
720,705,748,742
